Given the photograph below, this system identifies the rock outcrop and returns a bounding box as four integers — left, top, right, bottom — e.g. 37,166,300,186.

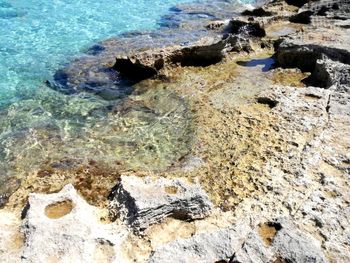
109,176,213,231
149,218,328,263
20,184,128,263
113,34,255,81
1,0,350,262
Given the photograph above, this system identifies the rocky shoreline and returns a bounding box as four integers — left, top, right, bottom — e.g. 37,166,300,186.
1,0,350,262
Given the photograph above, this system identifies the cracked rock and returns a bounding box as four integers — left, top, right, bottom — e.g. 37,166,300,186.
109,176,213,231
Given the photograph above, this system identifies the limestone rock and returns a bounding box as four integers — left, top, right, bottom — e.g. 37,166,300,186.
310,59,350,88
241,7,275,17
20,184,128,263
272,220,329,263
148,228,241,263
109,176,213,231
276,40,350,72
227,19,266,37
113,35,246,80
148,218,328,263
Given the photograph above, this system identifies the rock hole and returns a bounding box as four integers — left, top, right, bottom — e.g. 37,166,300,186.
289,11,313,24
258,222,282,246
304,93,322,100
256,97,279,108
241,7,273,17
171,209,191,221
94,239,115,263
45,199,74,219
165,186,178,195
273,257,288,263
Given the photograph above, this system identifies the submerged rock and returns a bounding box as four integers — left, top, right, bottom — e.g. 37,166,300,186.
109,175,213,231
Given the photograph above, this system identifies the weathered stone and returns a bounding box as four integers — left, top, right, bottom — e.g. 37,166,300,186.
227,19,266,38
276,41,350,73
289,10,313,24
113,35,252,81
20,184,128,263
285,0,309,8
109,176,213,230
205,20,227,30
309,59,350,88
272,220,329,263
147,224,250,263
241,7,274,17
290,0,350,24
148,218,328,263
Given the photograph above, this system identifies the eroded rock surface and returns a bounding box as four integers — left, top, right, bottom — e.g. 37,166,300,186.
149,218,328,263
1,0,350,262
19,184,128,263
109,176,213,231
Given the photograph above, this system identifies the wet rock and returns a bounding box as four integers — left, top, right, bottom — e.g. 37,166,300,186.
206,20,227,31
241,7,274,17
114,35,246,80
227,19,266,38
109,176,213,231
0,177,21,209
20,184,128,262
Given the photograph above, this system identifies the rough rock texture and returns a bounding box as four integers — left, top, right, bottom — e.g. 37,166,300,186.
241,7,275,17
47,0,249,97
1,0,350,262
113,34,254,80
227,19,266,38
0,210,23,262
310,59,350,88
19,184,128,263
149,218,328,263
277,1,350,72
109,176,213,231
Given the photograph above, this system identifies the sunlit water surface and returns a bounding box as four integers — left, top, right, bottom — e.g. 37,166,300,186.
0,0,252,198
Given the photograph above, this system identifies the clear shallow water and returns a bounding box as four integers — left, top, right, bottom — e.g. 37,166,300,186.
0,0,194,105
0,0,253,201
0,0,206,200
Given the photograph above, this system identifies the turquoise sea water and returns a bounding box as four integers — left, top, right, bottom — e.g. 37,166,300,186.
0,0,253,200
0,0,194,106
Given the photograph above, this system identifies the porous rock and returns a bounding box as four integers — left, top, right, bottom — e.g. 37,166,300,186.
20,184,128,263
113,35,247,80
148,218,328,263
109,175,213,230
310,59,350,88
